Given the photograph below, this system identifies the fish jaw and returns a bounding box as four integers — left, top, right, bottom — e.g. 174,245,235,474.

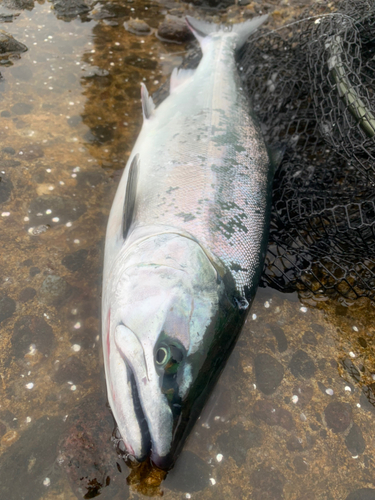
102,233,246,468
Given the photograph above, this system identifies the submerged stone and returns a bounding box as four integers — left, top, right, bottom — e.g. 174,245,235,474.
157,15,194,43
216,423,263,465
12,315,55,357
289,350,316,379
124,18,151,35
61,249,89,272
28,195,86,226
18,287,36,302
345,424,365,455
251,465,285,500
0,30,27,54
253,400,294,431
268,323,288,352
254,352,284,395
324,401,352,433
0,416,66,500
164,450,211,492
50,0,90,20
0,295,16,324
39,275,72,306
11,102,33,115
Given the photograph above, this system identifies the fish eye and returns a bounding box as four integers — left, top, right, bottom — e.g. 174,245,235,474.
156,347,169,365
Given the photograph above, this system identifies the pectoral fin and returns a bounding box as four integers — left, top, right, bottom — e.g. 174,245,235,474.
123,154,139,240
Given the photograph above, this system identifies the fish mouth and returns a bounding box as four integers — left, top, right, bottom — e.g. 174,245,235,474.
113,323,174,469
125,363,151,464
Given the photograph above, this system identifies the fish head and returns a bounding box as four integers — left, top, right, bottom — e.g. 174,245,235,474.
103,233,245,470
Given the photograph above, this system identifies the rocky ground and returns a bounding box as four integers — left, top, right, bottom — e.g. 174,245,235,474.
0,0,375,499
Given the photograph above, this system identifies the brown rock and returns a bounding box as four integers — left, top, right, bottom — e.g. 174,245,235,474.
157,15,194,43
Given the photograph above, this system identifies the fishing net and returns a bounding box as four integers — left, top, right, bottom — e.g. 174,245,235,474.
240,0,375,301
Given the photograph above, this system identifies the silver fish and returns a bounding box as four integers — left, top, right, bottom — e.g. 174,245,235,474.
102,14,274,470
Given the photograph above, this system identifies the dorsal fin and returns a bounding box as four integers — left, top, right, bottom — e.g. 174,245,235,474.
170,67,195,93
123,154,139,240
140,83,155,120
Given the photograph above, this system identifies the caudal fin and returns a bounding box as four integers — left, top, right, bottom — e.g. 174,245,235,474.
186,15,268,51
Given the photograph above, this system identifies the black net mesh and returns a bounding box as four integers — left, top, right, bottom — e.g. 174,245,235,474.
240,0,375,301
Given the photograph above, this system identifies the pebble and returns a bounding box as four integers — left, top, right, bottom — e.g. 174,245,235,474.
345,424,365,455
324,401,352,433
39,275,72,306
124,18,151,35
26,382,34,389
157,15,194,43
289,350,316,379
254,353,284,395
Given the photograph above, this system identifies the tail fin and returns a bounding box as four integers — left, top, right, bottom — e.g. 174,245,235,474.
186,15,268,51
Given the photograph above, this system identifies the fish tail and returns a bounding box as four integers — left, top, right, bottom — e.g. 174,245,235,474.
186,15,268,51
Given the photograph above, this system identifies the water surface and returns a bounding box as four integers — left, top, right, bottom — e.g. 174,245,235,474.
0,1,375,499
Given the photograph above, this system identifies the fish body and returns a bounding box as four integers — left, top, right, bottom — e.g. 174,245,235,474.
102,15,273,469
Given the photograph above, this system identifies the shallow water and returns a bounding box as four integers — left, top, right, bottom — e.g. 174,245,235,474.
0,0,375,499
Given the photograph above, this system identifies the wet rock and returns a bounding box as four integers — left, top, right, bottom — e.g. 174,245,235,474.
289,350,316,379
39,275,72,306
59,395,128,499
1,0,34,9
0,177,13,204
61,248,89,272
0,13,20,21
29,266,40,277
12,315,55,357
11,102,33,115
345,424,365,455
0,416,66,500
216,423,263,465
293,456,309,475
251,465,285,500
10,65,32,81
253,400,294,431
164,450,211,492
346,489,375,500
268,323,288,352
342,358,361,382
324,401,352,433
18,287,36,303
286,435,303,452
28,195,86,226
0,30,27,55
292,383,314,406
2,146,15,155
124,18,151,36
53,356,88,384
157,15,194,43
302,330,317,346
254,352,284,395
50,0,90,20
1,110,11,117
0,295,16,324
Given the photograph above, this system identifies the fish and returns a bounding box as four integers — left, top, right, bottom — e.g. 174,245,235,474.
102,14,276,470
